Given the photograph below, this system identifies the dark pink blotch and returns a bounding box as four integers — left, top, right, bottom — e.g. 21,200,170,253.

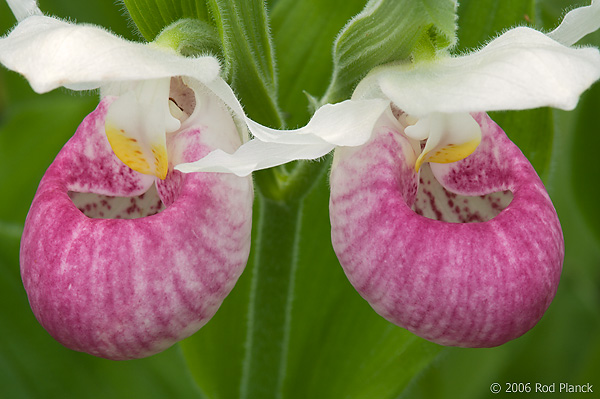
20,98,253,360
329,112,563,347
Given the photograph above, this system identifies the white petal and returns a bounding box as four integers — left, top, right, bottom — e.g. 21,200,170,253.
6,0,42,22
548,0,600,46
0,16,220,93
175,140,335,177
354,27,600,116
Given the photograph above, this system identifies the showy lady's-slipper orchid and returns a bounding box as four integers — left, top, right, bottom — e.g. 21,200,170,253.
186,3,600,347
0,1,253,359
328,4,600,347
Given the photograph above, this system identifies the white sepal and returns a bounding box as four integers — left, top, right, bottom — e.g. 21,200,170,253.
0,16,220,93
354,27,600,116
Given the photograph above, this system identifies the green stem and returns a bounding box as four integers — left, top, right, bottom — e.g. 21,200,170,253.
208,0,284,128
240,196,302,399
255,157,331,202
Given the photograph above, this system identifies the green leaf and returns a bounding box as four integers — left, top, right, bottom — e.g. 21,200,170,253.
563,1,600,242
182,164,444,399
571,82,600,244
122,0,210,40
454,0,535,52
323,0,458,104
270,0,366,127
38,0,136,39
489,108,554,179
0,95,96,223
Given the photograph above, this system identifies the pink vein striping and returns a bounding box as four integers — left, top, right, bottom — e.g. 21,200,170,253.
329,112,563,347
20,98,253,360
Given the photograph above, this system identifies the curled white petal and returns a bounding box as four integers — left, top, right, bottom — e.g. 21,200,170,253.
354,27,600,116
6,0,42,22
246,99,391,146
548,0,600,46
0,15,220,93
176,140,335,177
181,77,248,153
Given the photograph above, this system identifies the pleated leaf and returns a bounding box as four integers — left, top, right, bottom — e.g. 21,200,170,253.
122,0,210,40
323,0,458,103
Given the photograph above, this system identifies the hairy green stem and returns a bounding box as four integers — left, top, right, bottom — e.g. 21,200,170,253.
240,196,302,399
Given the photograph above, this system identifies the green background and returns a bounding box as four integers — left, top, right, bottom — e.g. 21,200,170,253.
0,0,598,398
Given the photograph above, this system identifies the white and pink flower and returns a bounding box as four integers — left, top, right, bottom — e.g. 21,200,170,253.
330,111,562,346
1,0,253,359
21,94,252,360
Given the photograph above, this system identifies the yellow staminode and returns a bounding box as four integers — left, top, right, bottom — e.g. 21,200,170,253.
415,137,481,172
106,123,168,179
